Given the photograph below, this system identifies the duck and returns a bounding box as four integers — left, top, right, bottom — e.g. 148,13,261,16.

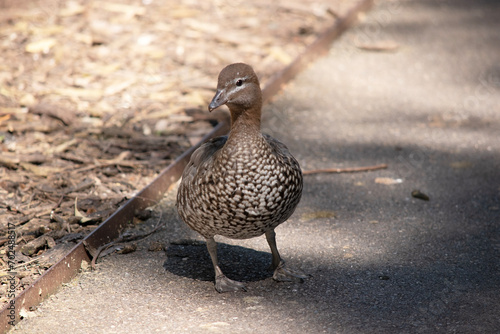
176,63,307,292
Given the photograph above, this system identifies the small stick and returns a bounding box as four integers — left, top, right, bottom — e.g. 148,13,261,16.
303,163,387,175
52,195,65,210
69,160,150,174
87,215,164,270
0,258,40,273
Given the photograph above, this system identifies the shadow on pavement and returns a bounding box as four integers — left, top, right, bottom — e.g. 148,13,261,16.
164,241,272,283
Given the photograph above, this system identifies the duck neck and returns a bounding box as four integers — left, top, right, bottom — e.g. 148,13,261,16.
228,104,262,141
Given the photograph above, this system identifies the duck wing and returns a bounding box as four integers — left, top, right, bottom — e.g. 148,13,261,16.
263,134,302,172
180,135,228,185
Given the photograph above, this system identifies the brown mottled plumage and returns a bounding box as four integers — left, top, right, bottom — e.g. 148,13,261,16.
177,63,307,292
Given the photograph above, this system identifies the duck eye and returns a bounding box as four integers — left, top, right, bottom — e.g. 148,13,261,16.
236,79,243,87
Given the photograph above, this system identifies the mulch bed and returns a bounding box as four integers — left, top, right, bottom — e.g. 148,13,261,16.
0,0,357,303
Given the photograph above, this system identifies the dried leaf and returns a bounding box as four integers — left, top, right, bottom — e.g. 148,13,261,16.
59,1,87,17
199,322,230,330
116,243,137,254
450,161,473,169
48,138,79,154
3,153,46,164
19,162,62,177
184,91,207,106
31,25,65,36
183,19,219,34
95,1,146,16
301,210,336,222
104,79,136,96
170,8,200,19
131,107,184,122
19,93,37,107
0,155,18,169
269,46,293,65
0,86,17,98
375,177,403,185
29,103,76,125
0,107,28,114
75,198,92,223
74,33,93,45
0,114,11,125
54,88,102,99
20,235,56,256
215,31,244,46
356,40,400,52
25,39,57,53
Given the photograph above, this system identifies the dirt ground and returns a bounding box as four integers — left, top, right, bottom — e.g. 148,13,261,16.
0,0,359,303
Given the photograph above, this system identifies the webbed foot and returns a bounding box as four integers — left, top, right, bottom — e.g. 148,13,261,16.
215,274,247,293
272,261,310,282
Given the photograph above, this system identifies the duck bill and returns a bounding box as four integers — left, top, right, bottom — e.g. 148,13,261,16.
208,89,227,112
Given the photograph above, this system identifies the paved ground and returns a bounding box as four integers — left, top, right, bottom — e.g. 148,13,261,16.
12,0,500,333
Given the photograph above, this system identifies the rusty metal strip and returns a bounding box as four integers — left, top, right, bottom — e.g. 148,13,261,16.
0,1,373,332
1,242,88,328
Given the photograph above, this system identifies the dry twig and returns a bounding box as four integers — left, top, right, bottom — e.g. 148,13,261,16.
85,212,164,270
303,163,388,175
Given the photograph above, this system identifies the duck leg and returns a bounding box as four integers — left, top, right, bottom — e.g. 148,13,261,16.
206,237,247,293
265,230,309,282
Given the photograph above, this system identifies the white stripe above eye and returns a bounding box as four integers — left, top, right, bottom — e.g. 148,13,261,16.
225,75,252,96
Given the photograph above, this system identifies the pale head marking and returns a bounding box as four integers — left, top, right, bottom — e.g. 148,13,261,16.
224,75,252,95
